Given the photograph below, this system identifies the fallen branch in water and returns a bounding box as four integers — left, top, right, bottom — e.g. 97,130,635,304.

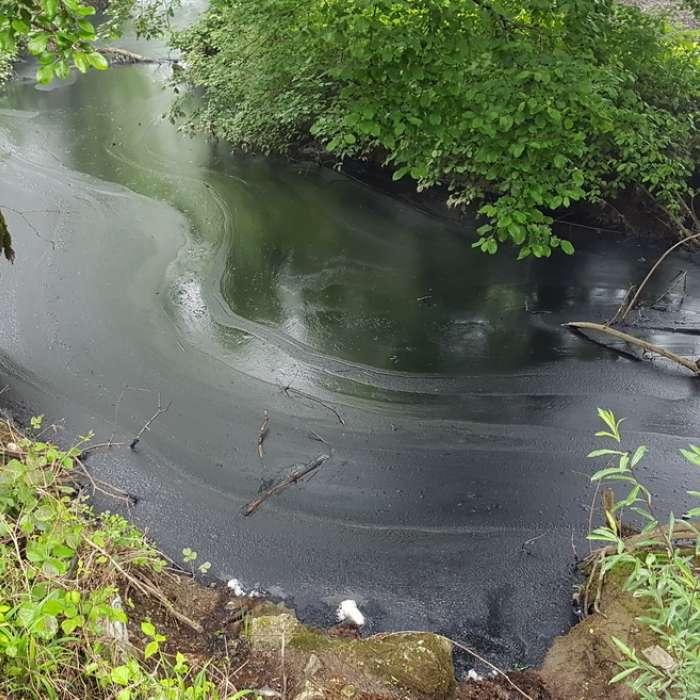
242,453,330,516
616,233,700,323
256,410,270,458
563,321,700,375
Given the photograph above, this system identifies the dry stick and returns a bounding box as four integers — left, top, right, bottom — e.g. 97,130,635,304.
563,322,700,375
257,409,270,459
242,454,330,516
618,233,700,323
607,285,637,326
369,632,534,700
282,385,345,425
74,457,134,505
130,394,172,449
83,534,204,634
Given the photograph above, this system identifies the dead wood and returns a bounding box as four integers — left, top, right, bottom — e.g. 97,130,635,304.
242,453,330,516
617,232,700,322
563,321,700,375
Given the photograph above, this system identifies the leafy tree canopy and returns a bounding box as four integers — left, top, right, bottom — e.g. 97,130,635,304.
0,0,175,83
173,0,699,258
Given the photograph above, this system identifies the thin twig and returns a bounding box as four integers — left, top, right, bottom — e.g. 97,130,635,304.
242,454,330,516
130,394,172,450
618,233,700,322
564,322,700,375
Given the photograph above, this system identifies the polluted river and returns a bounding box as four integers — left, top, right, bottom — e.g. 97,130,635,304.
1,29,699,669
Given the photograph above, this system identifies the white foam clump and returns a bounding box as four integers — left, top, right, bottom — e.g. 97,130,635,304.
467,669,483,682
336,599,366,626
227,578,263,598
227,578,245,596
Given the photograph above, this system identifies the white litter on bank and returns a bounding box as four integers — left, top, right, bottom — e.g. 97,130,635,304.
336,599,366,626
227,578,245,596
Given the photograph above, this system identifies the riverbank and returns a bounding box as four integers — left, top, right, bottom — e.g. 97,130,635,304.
1,415,681,700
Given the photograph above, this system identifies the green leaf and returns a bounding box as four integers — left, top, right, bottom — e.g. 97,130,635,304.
74,53,89,74
27,34,49,55
587,449,625,458
140,620,156,637
144,640,159,658
87,52,109,71
36,63,55,84
44,0,58,17
560,240,575,255
110,665,131,686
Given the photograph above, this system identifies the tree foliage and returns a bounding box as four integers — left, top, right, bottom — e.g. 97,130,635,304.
0,0,175,83
173,0,699,257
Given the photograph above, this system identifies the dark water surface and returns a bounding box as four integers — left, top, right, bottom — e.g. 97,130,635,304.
1,60,699,666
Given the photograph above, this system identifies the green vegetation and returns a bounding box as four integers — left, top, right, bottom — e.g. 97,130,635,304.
588,408,700,699
0,0,175,83
0,418,257,699
173,0,699,258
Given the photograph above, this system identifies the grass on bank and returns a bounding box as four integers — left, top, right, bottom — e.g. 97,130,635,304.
0,417,259,700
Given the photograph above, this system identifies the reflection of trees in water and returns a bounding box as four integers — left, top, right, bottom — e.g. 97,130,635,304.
221,188,645,373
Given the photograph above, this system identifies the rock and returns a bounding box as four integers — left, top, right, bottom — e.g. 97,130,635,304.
245,608,455,699
249,612,303,651
304,653,323,679
642,645,676,671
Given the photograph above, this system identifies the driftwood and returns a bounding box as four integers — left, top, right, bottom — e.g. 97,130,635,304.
97,47,163,65
242,454,330,516
563,321,700,375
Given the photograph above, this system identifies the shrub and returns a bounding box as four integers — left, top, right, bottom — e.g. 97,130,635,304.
0,420,254,699
173,0,699,258
587,408,700,699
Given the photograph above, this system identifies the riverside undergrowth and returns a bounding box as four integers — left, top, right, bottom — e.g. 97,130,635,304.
0,417,257,699
587,409,700,699
172,0,699,259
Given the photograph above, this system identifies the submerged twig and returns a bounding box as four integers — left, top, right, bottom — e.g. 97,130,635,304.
564,321,700,375
650,270,687,310
242,454,330,516
617,233,700,322
257,410,270,459
282,385,345,425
